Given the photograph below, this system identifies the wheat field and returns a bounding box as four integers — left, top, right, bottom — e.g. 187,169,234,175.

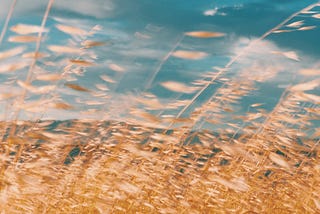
0,0,320,213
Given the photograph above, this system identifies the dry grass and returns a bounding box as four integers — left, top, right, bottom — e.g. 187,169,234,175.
0,1,320,213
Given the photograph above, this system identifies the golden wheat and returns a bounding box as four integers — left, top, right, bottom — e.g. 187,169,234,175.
0,1,319,213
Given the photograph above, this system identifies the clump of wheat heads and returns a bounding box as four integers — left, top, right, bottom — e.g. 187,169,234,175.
0,0,320,213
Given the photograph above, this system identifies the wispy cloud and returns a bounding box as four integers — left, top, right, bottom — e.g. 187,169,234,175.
0,0,115,20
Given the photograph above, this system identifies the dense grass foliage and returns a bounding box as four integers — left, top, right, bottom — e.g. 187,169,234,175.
0,0,319,213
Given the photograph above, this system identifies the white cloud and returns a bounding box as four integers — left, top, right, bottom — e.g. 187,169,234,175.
227,37,313,83
203,7,227,16
0,0,115,20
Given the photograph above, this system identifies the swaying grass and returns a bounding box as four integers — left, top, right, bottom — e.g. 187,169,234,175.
0,0,319,213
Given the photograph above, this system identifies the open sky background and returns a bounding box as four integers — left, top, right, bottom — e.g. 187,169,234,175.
0,0,319,126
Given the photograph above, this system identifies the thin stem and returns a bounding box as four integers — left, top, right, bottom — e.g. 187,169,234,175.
9,0,55,164
10,0,55,130
145,34,185,89
172,2,320,124
0,0,17,45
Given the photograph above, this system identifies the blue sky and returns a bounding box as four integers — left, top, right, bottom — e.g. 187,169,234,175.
0,0,319,125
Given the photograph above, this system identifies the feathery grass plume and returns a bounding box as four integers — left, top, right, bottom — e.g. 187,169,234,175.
0,1,319,213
